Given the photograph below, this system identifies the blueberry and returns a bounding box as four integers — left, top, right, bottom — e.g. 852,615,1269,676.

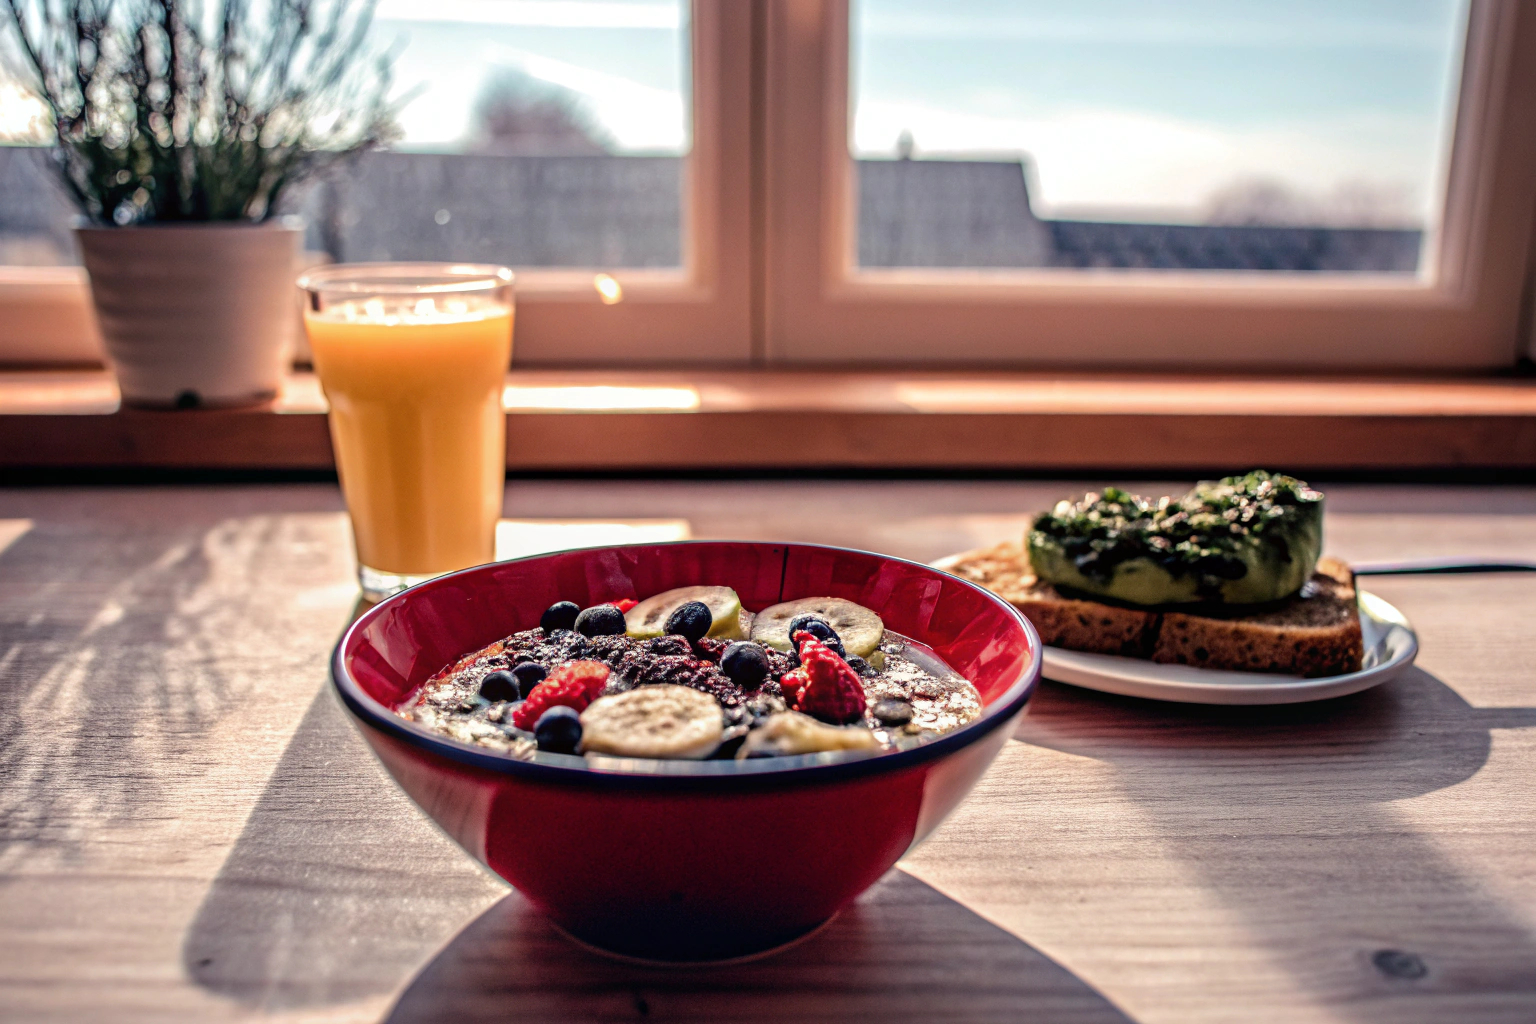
787,614,834,641
510,661,546,697
574,604,627,637
534,705,582,754
479,670,520,702
664,601,713,641
540,601,580,632
871,698,913,726
788,615,844,655
720,641,769,688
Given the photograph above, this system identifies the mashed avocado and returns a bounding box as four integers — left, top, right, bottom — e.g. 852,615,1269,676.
1028,471,1323,606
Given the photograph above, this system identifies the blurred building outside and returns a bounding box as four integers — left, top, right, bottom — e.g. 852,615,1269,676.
0,144,1424,273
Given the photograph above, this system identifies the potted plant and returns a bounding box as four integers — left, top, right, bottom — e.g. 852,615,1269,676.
1,0,395,407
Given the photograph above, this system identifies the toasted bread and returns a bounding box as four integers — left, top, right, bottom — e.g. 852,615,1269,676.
949,541,1158,657
947,541,1364,677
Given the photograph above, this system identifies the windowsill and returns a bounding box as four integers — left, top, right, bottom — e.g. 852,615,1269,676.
2,367,1534,472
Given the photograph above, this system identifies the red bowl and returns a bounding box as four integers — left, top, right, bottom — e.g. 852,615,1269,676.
332,541,1040,962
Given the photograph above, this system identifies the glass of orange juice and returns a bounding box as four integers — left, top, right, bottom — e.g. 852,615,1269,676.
297,263,514,601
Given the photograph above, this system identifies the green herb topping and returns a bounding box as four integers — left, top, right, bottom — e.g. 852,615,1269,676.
1029,471,1324,604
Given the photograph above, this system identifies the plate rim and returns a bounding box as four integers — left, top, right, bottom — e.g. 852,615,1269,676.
929,552,1419,705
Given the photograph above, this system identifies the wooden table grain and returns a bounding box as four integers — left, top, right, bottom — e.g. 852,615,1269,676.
2,479,1535,1023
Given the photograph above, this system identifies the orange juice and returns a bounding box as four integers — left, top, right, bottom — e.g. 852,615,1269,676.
306,305,513,578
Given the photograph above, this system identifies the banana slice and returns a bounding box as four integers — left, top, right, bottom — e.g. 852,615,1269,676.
580,685,724,759
625,586,744,640
750,597,884,657
736,712,880,759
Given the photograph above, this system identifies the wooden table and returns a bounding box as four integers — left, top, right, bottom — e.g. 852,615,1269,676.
3,479,1535,1023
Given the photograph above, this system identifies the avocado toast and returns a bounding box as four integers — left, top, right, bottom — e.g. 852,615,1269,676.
948,473,1364,678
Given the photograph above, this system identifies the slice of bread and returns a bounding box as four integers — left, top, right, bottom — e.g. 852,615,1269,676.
946,541,1364,677
946,541,1158,658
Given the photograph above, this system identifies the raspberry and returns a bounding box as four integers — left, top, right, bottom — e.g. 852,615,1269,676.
787,637,866,724
613,598,638,613
779,668,808,708
512,659,611,730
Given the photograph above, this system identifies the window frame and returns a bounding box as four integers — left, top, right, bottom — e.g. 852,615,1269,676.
0,0,752,367
5,0,1536,372
761,0,1536,369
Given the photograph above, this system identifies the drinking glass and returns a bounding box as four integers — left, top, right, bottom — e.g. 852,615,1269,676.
298,263,514,601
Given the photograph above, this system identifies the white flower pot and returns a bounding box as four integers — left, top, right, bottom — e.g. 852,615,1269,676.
75,222,302,408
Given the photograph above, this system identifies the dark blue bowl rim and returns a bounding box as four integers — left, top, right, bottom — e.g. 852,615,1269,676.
331,540,1041,791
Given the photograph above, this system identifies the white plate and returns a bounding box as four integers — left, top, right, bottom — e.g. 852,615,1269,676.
1040,591,1418,705
932,553,1418,705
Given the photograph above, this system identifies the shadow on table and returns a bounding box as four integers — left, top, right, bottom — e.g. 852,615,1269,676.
1018,667,1536,1015
1,510,248,861
385,871,1133,1024
184,599,1127,1021
181,679,506,1011
183,683,1128,1021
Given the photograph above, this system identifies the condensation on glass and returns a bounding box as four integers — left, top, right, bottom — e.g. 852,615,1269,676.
0,0,691,269
850,0,1469,275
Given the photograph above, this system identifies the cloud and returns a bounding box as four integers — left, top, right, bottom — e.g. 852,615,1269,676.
854,100,1442,222
0,78,51,144
497,50,687,152
392,48,687,153
375,0,680,30
857,8,1462,50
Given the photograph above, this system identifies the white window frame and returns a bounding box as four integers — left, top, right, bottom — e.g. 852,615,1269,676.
0,0,752,366
5,0,1536,372
761,0,1536,369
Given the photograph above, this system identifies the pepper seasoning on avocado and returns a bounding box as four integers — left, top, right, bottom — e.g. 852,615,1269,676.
1027,471,1323,606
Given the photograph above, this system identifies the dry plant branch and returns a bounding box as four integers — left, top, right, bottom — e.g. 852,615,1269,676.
0,0,397,224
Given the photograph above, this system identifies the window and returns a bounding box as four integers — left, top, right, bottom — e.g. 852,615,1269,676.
320,0,692,269
851,0,1466,276
0,0,750,364
3,1,696,269
763,0,1536,367
3,0,1535,370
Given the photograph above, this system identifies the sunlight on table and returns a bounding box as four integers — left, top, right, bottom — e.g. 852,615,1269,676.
500,385,700,411
0,519,32,556
495,518,692,561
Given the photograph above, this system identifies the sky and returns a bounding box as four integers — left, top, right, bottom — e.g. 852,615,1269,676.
2,0,1468,226
850,0,1468,223
367,0,1466,225
372,0,692,153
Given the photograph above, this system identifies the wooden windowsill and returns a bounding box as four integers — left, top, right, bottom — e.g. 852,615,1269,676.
2,367,1535,471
